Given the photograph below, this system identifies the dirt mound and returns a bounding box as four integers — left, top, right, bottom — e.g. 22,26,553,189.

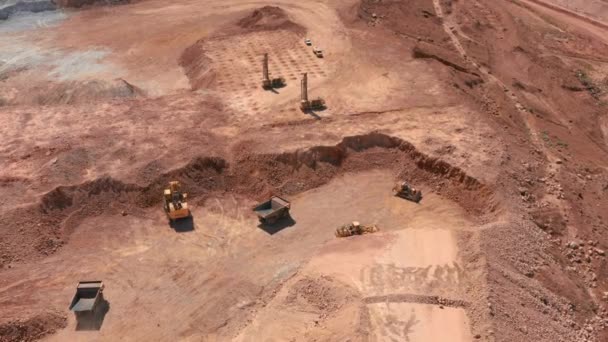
0,133,496,267
0,176,141,265
285,276,359,318
0,78,142,106
236,6,303,33
138,157,227,206
40,176,140,213
179,40,215,91
0,312,66,342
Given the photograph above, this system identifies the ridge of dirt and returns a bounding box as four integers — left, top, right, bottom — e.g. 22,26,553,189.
0,132,497,267
179,40,215,91
235,6,304,34
0,78,142,106
412,42,475,75
0,311,66,342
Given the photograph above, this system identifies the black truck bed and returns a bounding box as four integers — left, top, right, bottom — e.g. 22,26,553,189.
69,281,104,312
253,196,290,219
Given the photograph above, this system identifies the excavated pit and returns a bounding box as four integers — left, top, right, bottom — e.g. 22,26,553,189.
0,133,499,267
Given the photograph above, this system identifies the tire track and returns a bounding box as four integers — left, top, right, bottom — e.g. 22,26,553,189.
364,293,468,308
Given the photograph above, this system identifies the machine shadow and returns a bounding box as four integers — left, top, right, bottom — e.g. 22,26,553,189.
303,109,323,120
169,215,195,233
75,299,110,331
257,215,296,235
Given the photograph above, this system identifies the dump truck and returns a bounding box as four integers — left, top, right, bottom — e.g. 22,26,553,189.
335,221,379,238
69,281,105,316
305,38,312,46
393,181,422,203
163,181,190,221
253,196,291,224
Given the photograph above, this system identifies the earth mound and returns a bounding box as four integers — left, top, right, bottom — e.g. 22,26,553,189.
0,78,142,106
179,40,215,91
0,312,66,342
236,6,304,33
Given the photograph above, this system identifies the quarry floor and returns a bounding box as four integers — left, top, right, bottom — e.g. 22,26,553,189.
1,0,608,341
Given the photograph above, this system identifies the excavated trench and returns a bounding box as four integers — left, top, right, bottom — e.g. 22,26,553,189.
0,133,499,266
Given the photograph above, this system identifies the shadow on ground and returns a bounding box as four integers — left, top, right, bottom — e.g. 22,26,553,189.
75,299,110,331
169,215,195,232
302,107,326,120
257,215,296,235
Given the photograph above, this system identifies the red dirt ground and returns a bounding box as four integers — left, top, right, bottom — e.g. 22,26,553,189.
1,0,608,341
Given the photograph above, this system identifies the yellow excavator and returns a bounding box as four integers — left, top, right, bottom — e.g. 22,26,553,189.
163,181,190,221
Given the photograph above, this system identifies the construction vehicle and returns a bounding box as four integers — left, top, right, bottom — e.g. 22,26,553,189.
313,47,324,58
299,72,326,111
253,196,291,224
262,53,286,90
304,38,312,46
393,181,422,203
69,281,105,317
335,221,379,238
163,181,190,221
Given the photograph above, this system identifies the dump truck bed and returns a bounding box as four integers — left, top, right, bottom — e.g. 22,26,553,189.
253,196,290,219
69,281,104,312
72,298,97,312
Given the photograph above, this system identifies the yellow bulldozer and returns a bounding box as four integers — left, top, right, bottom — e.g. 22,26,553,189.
392,181,422,203
335,221,379,238
163,181,190,221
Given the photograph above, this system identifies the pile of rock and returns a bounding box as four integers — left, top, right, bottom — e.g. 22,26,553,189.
564,240,605,288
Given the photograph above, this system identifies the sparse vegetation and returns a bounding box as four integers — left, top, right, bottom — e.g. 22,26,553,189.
575,69,602,99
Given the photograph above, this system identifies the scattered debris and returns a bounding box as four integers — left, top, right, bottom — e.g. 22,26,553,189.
335,221,379,238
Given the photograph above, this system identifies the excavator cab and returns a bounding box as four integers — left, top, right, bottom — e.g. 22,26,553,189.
163,181,190,221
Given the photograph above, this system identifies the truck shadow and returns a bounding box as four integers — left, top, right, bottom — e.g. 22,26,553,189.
75,299,110,331
258,215,296,235
169,215,195,233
